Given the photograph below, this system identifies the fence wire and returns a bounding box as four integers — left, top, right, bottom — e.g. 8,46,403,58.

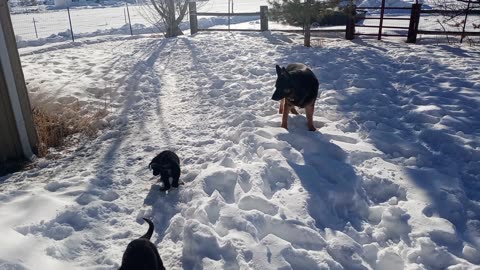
10,4,159,45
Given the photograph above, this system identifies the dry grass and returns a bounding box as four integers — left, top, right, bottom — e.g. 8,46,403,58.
32,102,108,157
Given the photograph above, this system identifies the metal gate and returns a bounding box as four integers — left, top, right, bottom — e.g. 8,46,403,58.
354,0,421,40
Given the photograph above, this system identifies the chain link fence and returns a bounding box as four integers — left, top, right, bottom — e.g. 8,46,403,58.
9,0,268,48
10,3,162,47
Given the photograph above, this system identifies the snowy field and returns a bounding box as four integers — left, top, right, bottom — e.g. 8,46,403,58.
1,30,480,269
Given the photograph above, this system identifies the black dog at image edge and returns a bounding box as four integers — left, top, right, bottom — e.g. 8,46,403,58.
149,150,181,191
119,218,165,270
272,63,319,131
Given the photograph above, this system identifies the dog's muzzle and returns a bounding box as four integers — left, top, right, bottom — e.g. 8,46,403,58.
271,88,286,101
149,163,162,176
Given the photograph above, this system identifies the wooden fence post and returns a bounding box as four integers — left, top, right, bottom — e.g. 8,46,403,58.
304,0,312,47
0,0,38,162
189,2,198,34
407,3,421,43
345,4,356,40
260,6,268,31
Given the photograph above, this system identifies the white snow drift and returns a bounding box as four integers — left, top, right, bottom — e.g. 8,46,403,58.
0,31,479,270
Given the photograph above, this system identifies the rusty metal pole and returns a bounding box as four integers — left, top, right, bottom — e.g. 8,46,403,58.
460,0,471,43
345,4,356,40
378,0,386,40
304,0,312,47
126,2,133,36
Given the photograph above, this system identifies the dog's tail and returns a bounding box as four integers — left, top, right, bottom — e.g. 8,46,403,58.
141,218,154,240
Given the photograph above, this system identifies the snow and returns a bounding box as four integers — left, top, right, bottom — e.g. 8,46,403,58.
1,29,480,269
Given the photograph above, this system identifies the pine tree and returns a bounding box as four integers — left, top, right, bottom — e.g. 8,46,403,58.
269,0,343,27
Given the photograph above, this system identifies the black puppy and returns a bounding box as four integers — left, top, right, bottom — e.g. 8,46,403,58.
272,63,319,131
149,150,181,191
119,218,165,270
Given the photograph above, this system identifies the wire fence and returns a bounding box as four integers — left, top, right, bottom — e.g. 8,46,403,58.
418,12,480,45
9,0,268,47
10,4,161,46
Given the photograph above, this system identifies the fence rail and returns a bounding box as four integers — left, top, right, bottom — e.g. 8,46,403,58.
189,3,268,33
421,9,480,14
418,30,480,36
196,12,260,16
188,2,479,45
347,2,479,44
10,1,480,47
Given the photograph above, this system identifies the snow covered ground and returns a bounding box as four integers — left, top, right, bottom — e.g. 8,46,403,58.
1,31,480,269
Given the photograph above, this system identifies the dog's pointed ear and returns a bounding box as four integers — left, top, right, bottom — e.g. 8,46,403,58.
281,67,290,79
276,65,282,76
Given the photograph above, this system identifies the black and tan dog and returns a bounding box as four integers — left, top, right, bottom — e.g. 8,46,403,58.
149,150,181,191
119,218,165,270
272,63,319,131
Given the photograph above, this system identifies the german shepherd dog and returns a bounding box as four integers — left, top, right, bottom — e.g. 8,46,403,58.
272,63,319,131
119,218,165,270
149,151,181,191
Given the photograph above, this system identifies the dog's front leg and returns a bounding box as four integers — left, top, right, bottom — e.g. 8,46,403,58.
279,98,285,114
160,175,171,191
281,100,290,130
305,103,316,131
171,165,180,188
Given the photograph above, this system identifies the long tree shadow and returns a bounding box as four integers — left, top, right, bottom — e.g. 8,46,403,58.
93,39,172,188
144,183,181,241
278,127,370,231
93,38,187,245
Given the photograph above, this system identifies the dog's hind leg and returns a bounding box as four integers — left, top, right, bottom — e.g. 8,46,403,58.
305,103,316,131
279,98,285,114
290,107,299,115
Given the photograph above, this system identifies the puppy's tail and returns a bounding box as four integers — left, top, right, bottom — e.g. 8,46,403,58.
141,218,154,240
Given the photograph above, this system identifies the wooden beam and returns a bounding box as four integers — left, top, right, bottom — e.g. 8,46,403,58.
0,0,38,159
196,12,260,16
417,30,480,36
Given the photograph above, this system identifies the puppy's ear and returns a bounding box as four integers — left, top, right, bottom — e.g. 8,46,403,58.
281,67,290,79
276,65,282,76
